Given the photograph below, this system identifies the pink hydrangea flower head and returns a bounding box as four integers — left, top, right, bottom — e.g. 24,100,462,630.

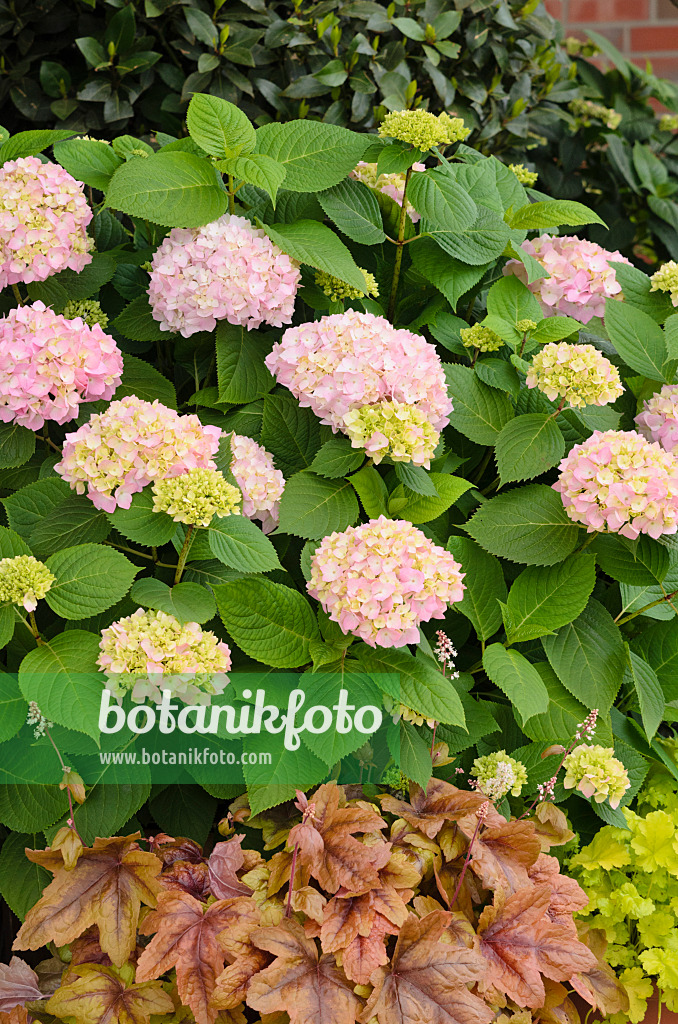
230,433,285,534
0,156,93,288
350,162,426,223
553,429,678,539
635,384,678,455
308,515,465,648
98,607,231,706
148,213,301,337
503,234,631,324
265,310,452,437
55,396,221,512
0,301,123,430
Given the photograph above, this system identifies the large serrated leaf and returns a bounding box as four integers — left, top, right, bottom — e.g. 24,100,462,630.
216,323,275,405
278,471,358,539
45,543,138,620
444,363,514,444
105,152,227,228
447,536,506,642
19,630,103,742
214,577,320,667
255,120,368,192
465,484,580,566
186,93,255,157
482,644,549,724
495,413,565,484
541,598,626,712
502,553,596,644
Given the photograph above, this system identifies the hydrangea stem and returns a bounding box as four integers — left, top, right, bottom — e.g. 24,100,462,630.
387,166,413,322
11,283,24,306
175,525,195,584
28,610,43,646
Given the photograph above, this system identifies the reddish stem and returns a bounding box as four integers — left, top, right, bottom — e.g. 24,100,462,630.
45,729,83,844
285,843,299,918
449,811,485,909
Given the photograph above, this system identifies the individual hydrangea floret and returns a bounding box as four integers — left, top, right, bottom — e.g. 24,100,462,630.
98,608,231,705
62,298,109,330
55,396,221,513
503,234,631,324
471,751,528,801
315,268,379,302
0,156,93,289
563,743,630,808
0,301,123,430
649,261,678,307
350,162,425,223
230,433,285,535
152,467,241,527
659,113,678,133
343,400,439,468
527,342,623,409
569,98,622,130
148,213,301,337
636,384,678,454
378,109,470,150
265,310,452,439
307,515,465,648
0,555,55,611
460,324,504,353
553,429,678,539
508,163,538,187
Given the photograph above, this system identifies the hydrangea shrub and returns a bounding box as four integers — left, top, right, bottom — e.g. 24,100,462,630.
0,109,675,1019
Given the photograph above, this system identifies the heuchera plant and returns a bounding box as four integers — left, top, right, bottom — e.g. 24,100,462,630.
0,779,631,1024
0,99,677,1019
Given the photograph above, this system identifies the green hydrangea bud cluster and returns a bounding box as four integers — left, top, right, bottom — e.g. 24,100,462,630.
650,260,678,307
508,163,538,187
471,751,528,800
381,764,409,793
659,113,678,133
378,109,470,150
460,323,504,352
0,555,55,612
315,268,379,302
527,342,624,409
383,692,436,729
569,98,622,130
62,299,110,330
152,467,241,527
516,319,538,333
343,400,439,468
563,743,630,808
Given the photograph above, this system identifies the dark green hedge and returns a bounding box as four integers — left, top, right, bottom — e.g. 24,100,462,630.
4,0,678,260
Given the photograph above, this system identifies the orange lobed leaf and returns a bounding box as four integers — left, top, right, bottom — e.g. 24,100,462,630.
208,836,253,900
135,890,259,1024
360,911,492,1024
320,885,411,985
465,821,542,894
210,950,271,1011
288,784,388,894
13,835,162,968
46,964,173,1024
569,925,629,1016
381,781,490,840
247,917,361,1024
477,885,597,1009
0,1006,30,1024
528,855,589,925
0,959,43,1013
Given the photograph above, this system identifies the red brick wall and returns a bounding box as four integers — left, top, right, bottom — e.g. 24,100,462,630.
544,0,678,80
